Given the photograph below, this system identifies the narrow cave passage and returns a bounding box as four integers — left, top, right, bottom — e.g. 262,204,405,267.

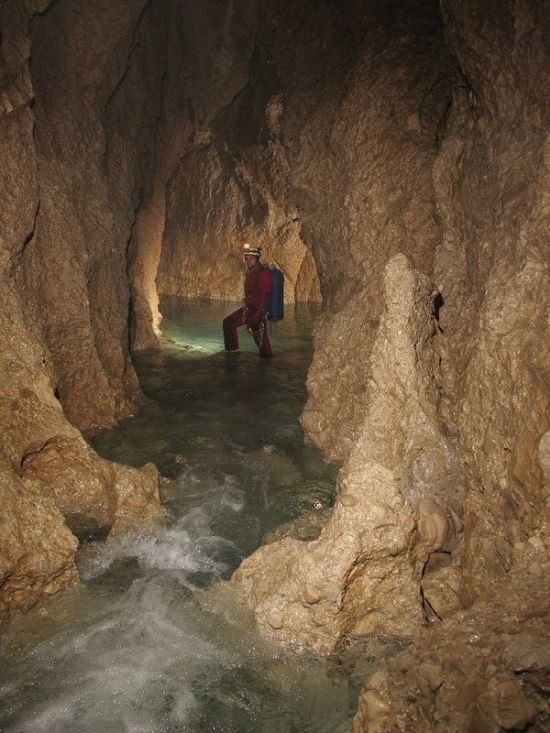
1,0,549,730
0,299,369,732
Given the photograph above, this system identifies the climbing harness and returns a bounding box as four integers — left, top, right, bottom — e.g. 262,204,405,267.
242,306,270,353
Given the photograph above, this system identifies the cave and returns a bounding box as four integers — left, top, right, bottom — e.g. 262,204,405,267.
1,0,549,730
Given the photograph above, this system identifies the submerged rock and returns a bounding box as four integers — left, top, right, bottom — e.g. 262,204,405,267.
263,508,332,544
270,479,335,518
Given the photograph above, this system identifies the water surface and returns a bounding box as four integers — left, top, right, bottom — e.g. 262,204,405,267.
0,299,379,733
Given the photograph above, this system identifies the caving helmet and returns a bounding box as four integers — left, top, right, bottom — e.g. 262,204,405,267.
242,242,262,258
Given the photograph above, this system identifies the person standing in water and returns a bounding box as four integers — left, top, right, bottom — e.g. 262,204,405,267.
223,243,273,357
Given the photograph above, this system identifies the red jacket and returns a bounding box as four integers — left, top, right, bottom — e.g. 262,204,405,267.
244,265,271,321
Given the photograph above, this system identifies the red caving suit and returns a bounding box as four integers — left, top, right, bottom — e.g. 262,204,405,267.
223,264,273,356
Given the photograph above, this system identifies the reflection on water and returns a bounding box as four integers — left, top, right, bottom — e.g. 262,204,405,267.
0,299,380,733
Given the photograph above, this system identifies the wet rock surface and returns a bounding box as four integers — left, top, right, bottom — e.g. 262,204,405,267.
0,290,162,619
232,255,464,650
352,535,550,732
21,436,162,536
1,0,549,728
0,0,164,619
263,507,332,545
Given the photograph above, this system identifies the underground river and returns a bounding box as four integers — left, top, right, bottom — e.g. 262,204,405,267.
0,299,400,732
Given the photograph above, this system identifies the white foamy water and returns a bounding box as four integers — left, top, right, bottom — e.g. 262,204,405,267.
78,485,248,588
0,576,230,732
0,564,351,733
0,301,355,733
0,458,347,733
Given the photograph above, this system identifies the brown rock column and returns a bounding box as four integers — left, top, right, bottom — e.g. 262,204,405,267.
233,256,464,651
0,0,164,621
266,0,457,458
433,0,550,600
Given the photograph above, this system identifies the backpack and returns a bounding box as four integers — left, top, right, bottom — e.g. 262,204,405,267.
267,267,284,321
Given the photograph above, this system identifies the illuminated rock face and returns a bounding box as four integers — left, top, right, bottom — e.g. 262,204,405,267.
0,0,167,619
0,280,162,621
234,255,463,650
0,0,549,727
9,0,166,431
155,3,320,304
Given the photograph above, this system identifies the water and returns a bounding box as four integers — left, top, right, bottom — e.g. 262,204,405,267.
0,299,387,733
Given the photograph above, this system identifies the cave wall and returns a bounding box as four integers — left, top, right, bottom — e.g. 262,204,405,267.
0,0,165,620
227,1,549,729
357,5,549,726
263,0,457,459
233,0,467,643
18,0,169,431
231,6,549,728
433,0,550,603
156,1,320,304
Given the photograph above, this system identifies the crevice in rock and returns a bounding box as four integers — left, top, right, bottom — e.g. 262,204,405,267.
102,0,152,174
19,436,55,476
418,73,456,145
9,200,40,275
420,583,440,626
125,201,141,351
63,513,110,544
432,291,444,322
29,0,64,23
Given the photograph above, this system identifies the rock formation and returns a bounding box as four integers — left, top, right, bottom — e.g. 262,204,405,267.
234,255,464,649
0,0,548,729
156,2,320,305
352,532,550,732
233,1,549,729
0,0,166,620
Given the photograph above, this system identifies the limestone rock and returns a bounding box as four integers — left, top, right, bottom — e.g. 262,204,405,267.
431,0,550,602
352,537,550,733
474,678,536,732
421,566,462,620
1,5,549,732
0,0,178,621
0,471,78,621
21,437,163,536
291,0,456,461
158,96,319,304
0,284,163,619
233,256,464,650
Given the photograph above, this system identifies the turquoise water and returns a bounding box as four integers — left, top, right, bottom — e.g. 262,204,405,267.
0,299,376,733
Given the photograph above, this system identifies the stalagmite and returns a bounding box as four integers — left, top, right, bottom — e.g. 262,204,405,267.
232,255,464,649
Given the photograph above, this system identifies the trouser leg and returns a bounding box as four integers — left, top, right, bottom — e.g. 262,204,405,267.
223,308,244,350
250,319,273,357
261,327,273,356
